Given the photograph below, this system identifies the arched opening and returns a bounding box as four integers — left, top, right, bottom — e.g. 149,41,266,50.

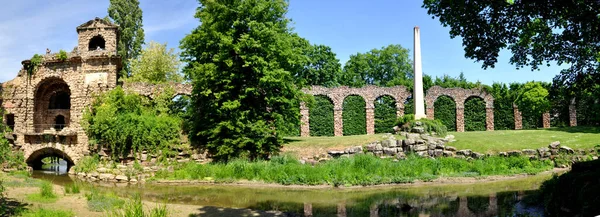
434,96,456,131
374,95,397,134
343,95,366,136
26,148,75,173
404,96,414,115
34,78,71,133
464,96,486,131
88,35,106,51
5,113,14,131
309,95,334,136
170,94,193,136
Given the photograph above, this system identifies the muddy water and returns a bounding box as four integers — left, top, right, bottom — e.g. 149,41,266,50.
32,165,549,217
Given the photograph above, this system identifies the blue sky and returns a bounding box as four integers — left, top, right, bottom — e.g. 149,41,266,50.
0,0,567,84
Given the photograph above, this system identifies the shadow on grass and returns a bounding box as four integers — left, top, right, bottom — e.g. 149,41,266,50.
188,206,287,217
282,138,302,144
1,198,29,216
543,126,600,134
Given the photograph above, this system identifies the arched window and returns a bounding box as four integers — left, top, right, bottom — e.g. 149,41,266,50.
55,115,65,131
88,35,106,51
49,92,70,109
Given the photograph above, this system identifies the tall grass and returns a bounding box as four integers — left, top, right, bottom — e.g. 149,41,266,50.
106,195,168,217
26,181,58,203
85,188,125,212
19,208,74,217
71,155,99,173
155,154,554,186
64,183,80,194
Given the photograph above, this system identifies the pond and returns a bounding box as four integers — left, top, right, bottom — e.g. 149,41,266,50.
32,165,548,217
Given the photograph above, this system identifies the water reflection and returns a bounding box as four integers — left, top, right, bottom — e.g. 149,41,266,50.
32,173,548,217
38,159,68,175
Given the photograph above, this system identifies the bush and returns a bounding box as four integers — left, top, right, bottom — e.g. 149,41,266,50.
395,114,415,127
433,96,456,131
464,97,486,131
71,155,99,173
396,117,448,137
343,95,366,135
57,50,68,61
309,95,334,136
374,96,397,134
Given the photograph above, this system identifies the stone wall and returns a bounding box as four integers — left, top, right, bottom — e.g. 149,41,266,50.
425,86,494,132
300,85,411,137
569,98,577,127
513,104,552,129
123,82,192,99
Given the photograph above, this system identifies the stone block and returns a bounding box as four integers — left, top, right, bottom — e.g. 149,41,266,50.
345,146,363,154
99,173,114,181
327,150,345,157
115,175,128,182
416,151,428,157
366,143,383,152
414,145,428,152
445,146,457,151
507,150,522,157
499,152,507,157
383,147,397,155
435,144,445,150
522,149,537,155
403,139,415,147
471,152,484,159
549,141,561,149
382,139,397,148
456,149,472,156
407,133,421,140
559,146,574,154
442,151,455,157
434,149,443,157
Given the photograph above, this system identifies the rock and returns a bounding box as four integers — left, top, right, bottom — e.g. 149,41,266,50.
445,135,455,140
141,154,148,161
434,149,443,157
99,173,114,181
88,177,97,182
396,152,406,159
560,146,574,154
414,121,423,127
117,165,127,169
538,147,550,154
382,139,397,148
416,151,428,157
77,172,86,177
445,146,457,151
383,147,397,155
345,146,363,154
549,141,561,149
411,127,425,134
327,150,345,157
403,139,415,147
435,144,445,150
416,139,425,144
366,143,383,152
507,150,522,157
454,155,466,159
407,133,421,140
498,152,508,157
522,149,537,155
443,151,455,157
414,145,428,152
89,172,99,178
393,126,401,132
594,156,598,160
456,149,472,156
428,144,437,150
115,175,128,182
130,178,138,183
471,152,484,159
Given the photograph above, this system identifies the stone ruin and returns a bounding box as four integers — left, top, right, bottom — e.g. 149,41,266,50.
0,18,191,170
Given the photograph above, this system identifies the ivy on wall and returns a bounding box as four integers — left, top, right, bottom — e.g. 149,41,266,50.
434,96,456,131
464,97,486,131
374,95,397,134
309,95,334,136
343,95,366,135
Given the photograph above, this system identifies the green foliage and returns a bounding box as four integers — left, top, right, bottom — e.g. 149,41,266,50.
433,96,456,131
374,96,397,134
340,44,413,88
515,82,550,118
19,208,74,217
489,83,515,130
155,154,553,186
180,0,304,161
309,96,334,136
26,181,58,203
27,54,43,76
83,87,181,160
294,42,342,87
343,96,366,135
464,97,486,131
85,188,125,212
107,195,168,217
108,0,145,78
57,50,68,61
432,73,484,89
127,41,183,83
412,118,448,137
395,114,415,127
64,183,80,194
71,155,99,173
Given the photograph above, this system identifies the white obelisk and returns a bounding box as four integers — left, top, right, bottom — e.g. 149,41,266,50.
413,26,426,119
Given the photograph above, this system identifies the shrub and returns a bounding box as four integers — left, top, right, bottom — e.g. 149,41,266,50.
395,114,415,127
464,97,487,131
343,95,366,135
57,50,68,61
309,95,334,136
71,155,99,173
433,95,456,131
375,96,398,134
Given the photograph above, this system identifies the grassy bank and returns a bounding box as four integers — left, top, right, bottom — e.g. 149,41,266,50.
154,154,553,186
451,127,600,153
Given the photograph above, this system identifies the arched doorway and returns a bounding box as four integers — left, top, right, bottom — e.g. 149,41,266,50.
34,78,71,133
374,95,397,134
310,95,334,136
464,96,487,131
88,35,106,51
434,96,457,131
342,95,366,135
26,147,75,172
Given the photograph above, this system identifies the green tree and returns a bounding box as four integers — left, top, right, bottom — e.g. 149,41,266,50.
294,42,342,87
513,81,550,129
108,0,145,78
340,44,413,88
127,41,183,83
180,0,304,161
422,0,600,79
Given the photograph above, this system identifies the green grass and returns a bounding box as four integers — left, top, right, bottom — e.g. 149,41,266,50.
18,208,74,217
106,195,168,217
26,182,58,203
64,183,80,194
450,126,600,154
154,154,553,186
85,188,125,212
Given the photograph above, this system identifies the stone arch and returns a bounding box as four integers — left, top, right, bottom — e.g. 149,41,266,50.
88,35,106,51
309,95,335,136
25,147,75,171
464,96,487,131
434,95,457,131
426,86,494,132
374,95,398,134
34,77,71,133
342,94,367,136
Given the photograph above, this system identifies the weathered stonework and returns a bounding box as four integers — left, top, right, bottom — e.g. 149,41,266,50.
425,86,494,132
1,18,120,169
300,85,411,137
122,82,192,99
513,104,523,130
542,112,551,128
569,98,577,127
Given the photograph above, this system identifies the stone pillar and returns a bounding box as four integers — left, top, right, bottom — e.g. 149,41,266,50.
513,104,522,130
426,107,434,120
413,26,426,119
569,98,577,127
542,112,551,128
300,102,310,137
304,203,313,217
456,105,465,132
334,108,343,137
486,107,494,131
366,107,375,135
396,104,404,117
337,202,346,217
